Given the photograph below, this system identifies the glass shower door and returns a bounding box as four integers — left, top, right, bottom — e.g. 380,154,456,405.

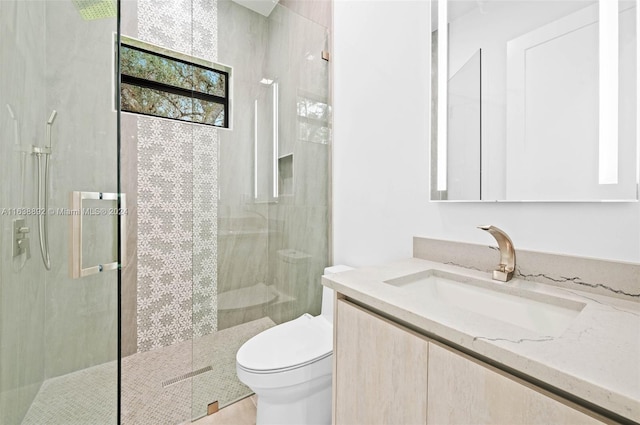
0,1,120,424
191,1,331,419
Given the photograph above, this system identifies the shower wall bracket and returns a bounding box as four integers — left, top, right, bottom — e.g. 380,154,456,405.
69,191,126,279
32,146,51,155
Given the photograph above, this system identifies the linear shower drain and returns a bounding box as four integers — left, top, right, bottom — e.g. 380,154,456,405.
162,366,213,388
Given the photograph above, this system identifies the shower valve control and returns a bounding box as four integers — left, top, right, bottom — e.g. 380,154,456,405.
13,218,31,259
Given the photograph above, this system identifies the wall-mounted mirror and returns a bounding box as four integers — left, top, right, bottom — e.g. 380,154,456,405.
431,0,639,201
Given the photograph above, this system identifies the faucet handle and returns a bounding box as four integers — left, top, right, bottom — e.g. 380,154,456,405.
17,237,31,259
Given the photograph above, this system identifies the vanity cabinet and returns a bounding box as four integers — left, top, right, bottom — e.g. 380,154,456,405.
334,298,610,425
334,298,429,424
427,343,607,424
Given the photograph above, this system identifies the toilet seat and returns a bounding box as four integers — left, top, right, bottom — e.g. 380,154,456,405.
235,266,353,425
237,314,332,374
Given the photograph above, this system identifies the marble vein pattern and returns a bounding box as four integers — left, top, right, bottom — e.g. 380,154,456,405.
516,270,640,298
414,237,640,301
473,336,555,344
323,258,640,423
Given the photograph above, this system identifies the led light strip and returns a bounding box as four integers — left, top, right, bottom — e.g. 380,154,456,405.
599,0,619,184
273,82,279,199
254,99,258,199
437,0,448,191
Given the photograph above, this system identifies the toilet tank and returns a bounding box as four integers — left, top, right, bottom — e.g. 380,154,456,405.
321,265,354,323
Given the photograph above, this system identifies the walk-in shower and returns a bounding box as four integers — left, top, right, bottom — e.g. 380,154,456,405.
1,0,119,423
1,0,330,424
119,0,330,422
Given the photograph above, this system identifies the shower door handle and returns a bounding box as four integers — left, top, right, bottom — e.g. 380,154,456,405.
69,191,127,279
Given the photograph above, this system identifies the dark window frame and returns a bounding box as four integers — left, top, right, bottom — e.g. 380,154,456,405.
120,43,230,128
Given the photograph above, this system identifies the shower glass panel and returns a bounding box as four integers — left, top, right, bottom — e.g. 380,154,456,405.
192,1,330,419
121,0,329,422
0,1,119,424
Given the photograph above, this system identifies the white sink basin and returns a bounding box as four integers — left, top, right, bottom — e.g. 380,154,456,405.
384,270,585,337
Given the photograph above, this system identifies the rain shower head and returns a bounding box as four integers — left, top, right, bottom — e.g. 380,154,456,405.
71,0,116,20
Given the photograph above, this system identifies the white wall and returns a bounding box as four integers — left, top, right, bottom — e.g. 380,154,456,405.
333,0,640,266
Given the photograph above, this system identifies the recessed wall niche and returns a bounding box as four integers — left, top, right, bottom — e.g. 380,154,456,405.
278,153,294,196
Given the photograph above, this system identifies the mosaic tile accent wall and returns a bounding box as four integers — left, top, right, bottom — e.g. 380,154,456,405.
138,0,191,55
137,119,194,351
193,125,219,337
191,0,219,338
193,0,219,60
136,0,219,351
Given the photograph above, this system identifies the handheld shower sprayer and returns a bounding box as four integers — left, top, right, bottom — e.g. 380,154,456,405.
6,104,19,147
35,109,57,270
47,110,58,123
46,110,57,148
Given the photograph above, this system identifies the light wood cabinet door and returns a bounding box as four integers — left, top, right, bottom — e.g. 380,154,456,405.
426,343,609,425
334,299,429,425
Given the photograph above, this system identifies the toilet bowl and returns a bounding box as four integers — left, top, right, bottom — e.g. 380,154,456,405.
236,265,354,425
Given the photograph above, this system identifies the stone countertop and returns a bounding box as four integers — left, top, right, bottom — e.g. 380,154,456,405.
322,258,640,423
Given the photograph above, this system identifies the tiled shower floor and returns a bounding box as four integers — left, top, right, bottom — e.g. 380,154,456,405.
21,317,274,425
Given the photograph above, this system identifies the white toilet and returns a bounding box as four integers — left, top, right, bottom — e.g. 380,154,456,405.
236,265,353,425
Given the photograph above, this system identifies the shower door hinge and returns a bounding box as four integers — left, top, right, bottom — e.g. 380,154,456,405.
207,401,219,415
322,50,330,61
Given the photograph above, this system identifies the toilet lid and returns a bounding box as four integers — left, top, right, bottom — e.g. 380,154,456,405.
237,314,332,373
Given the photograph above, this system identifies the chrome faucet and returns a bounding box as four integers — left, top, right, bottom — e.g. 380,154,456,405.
477,225,516,282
